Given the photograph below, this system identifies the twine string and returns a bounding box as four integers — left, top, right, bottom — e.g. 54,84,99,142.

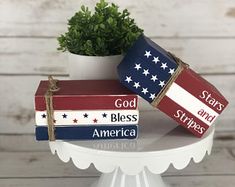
151,52,189,107
44,76,60,141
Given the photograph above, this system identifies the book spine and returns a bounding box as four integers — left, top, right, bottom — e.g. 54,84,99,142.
158,68,229,137
174,68,228,114
36,110,139,126
35,95,138,111
35,125,138,141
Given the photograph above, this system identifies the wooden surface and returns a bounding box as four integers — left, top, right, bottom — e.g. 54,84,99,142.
0,0,235,186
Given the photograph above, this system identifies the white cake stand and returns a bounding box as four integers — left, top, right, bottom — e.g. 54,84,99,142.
49,111,214,187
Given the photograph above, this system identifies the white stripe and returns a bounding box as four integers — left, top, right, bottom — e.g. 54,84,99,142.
165,83,218,126
36,110,139,126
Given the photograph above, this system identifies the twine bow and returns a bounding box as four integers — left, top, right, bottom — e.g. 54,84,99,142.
44,75,60,141
151,52,189,107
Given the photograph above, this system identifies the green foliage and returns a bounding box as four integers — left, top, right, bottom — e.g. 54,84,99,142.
57,0,143,56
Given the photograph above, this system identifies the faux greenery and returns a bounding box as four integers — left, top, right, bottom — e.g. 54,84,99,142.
57,0,143,56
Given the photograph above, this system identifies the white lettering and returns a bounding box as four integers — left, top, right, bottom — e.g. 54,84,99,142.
199,90,224,111
114,98,136,109
93,129,99,138
174,110,206,135
92,127,136,138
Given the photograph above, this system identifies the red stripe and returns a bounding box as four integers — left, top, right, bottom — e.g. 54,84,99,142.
175,68,228,114
158,96,209,138
35,95,138,111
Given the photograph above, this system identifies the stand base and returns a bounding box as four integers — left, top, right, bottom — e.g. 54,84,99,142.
92,168,167,187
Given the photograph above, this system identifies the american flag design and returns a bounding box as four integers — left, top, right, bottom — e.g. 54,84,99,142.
118,35,228,137
36,110,139,126
118,47,177,103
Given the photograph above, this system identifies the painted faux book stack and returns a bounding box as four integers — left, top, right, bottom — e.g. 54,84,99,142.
118,35,229,137
35,80,139,140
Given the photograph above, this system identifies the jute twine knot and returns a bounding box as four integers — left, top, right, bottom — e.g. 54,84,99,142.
151,52,189,107
44,75,60,141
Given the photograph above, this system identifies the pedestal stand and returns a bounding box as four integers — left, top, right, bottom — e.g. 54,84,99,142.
49,111,214,187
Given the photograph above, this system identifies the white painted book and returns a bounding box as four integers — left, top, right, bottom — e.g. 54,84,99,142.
36,110,139,126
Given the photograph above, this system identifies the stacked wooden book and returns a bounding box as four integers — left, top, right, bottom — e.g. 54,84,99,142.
34,80,139,140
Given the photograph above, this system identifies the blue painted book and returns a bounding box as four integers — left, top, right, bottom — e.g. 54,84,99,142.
36,125,138,141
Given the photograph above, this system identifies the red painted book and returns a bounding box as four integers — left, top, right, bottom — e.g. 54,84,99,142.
35,80,138,111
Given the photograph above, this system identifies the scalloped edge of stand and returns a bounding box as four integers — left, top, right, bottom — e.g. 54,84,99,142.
49,130,214,175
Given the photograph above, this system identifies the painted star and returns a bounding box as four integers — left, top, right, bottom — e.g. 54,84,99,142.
141,88,149,95
142,69,150,76
93,118,98,123
83,113,88,118
159,80,165,87
133,82,140,89
161,63,168,70
134,63,142,71
102,113,107,118
41,114,46,118
73,118,78,123
149,93,156,100
125,76,132,83
168,68,175,75
151,75,158,82
144,50,152,58
152,56,160,64
62,113,67,118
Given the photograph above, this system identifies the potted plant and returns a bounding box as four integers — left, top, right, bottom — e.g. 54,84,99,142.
57,0,143,80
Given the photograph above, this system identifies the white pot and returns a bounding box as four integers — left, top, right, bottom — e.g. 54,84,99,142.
68,53,123,80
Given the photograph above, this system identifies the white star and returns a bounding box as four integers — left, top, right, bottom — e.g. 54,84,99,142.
161,63,168,70
134,63,142,71
151,75,158,82
168,68,175,75
144,51,152,58
152,56,160,64
159,80,165,87
133,82,140,89
142,69,150,76
125,76,132,83
141,88,149,95
149,93,156,100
